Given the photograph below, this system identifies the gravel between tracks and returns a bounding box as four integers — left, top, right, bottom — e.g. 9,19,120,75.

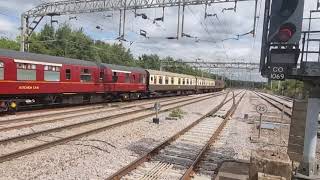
0,91,230,180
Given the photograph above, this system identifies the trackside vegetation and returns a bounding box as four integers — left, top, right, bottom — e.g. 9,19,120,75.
0,24,218,79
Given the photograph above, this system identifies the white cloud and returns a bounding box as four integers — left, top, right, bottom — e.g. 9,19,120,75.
0,17,18,38
0,0,317,81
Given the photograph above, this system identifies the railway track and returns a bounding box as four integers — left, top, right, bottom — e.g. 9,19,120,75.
107,91,245,179
254,91,292,117
259,92,293,108
272,94,293,103
0,94,192,126
255,92,320,138
0,94,203,131
12,92,197,113
0,91,230,163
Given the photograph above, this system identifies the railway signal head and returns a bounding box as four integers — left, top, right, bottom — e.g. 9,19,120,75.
268,0,305,44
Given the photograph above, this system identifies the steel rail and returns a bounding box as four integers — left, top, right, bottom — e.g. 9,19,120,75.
254,91,292,117
259,92,293,107
272,94,293,103
0,92,228,163
107,90,244,179
0,105,104,125
0,95,190,131
181,92,245,179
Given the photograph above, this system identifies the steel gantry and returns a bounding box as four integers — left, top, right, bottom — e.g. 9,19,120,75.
24,0,250,17
183,61,260,70
21,0,254,51
158,59,261,81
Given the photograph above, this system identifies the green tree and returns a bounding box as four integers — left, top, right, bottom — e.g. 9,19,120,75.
0,23,220,80
0,38,19,51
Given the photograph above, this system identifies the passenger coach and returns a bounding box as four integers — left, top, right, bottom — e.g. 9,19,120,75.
146,70,219,95
0,49,224,113
0,49,147,112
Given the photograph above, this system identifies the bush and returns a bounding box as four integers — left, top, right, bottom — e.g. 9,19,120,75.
169,108,185,119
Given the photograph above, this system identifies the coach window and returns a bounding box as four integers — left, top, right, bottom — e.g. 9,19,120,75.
159,76,163,84
17,63,36,81
44,65,60,81
139,75,144,84
171,77,174,85
143,75,146,84
65,69,71,80
80,68,92,82
153,76,157,84
178,78,181,85
182,79,185,85
0,61,3,80
112,72,118,82
99,70,104,81
125,73,130,83
165,77,169,85
132,75,136,83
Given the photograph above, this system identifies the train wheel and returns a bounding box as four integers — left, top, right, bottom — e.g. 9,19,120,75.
120,94,130,101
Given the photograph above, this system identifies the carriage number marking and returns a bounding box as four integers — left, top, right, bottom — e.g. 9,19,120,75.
18,86,40,90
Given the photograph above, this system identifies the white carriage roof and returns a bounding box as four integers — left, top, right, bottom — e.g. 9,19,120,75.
147,69,215,81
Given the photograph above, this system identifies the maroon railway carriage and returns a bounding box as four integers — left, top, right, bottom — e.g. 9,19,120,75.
0,49,147,112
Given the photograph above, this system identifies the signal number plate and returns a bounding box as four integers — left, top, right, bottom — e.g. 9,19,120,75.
269,66,286,81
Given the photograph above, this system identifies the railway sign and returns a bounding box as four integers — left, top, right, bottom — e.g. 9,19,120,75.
256,103,267,139
267,49,300,81
153,102,161,124
269,65,286,81
256,104,268,114
154,102,161,111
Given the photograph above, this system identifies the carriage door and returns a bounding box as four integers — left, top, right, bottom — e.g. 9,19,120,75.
0,61,4,80
99,68,105,82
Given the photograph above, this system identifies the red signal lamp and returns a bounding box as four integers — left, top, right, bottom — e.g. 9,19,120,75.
277,23,296,42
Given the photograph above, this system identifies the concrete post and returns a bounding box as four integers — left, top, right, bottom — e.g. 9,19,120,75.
301,98,320,175
20,14,26,52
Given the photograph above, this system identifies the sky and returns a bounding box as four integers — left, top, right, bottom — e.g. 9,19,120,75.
0,0,318,82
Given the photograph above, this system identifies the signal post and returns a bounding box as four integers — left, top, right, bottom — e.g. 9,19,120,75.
297,81,320,177
260,0,320,177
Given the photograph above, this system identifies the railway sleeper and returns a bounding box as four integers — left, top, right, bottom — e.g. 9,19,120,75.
154,154,194,167
161,149,198,158
195,169,216,176
199,161,219,170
